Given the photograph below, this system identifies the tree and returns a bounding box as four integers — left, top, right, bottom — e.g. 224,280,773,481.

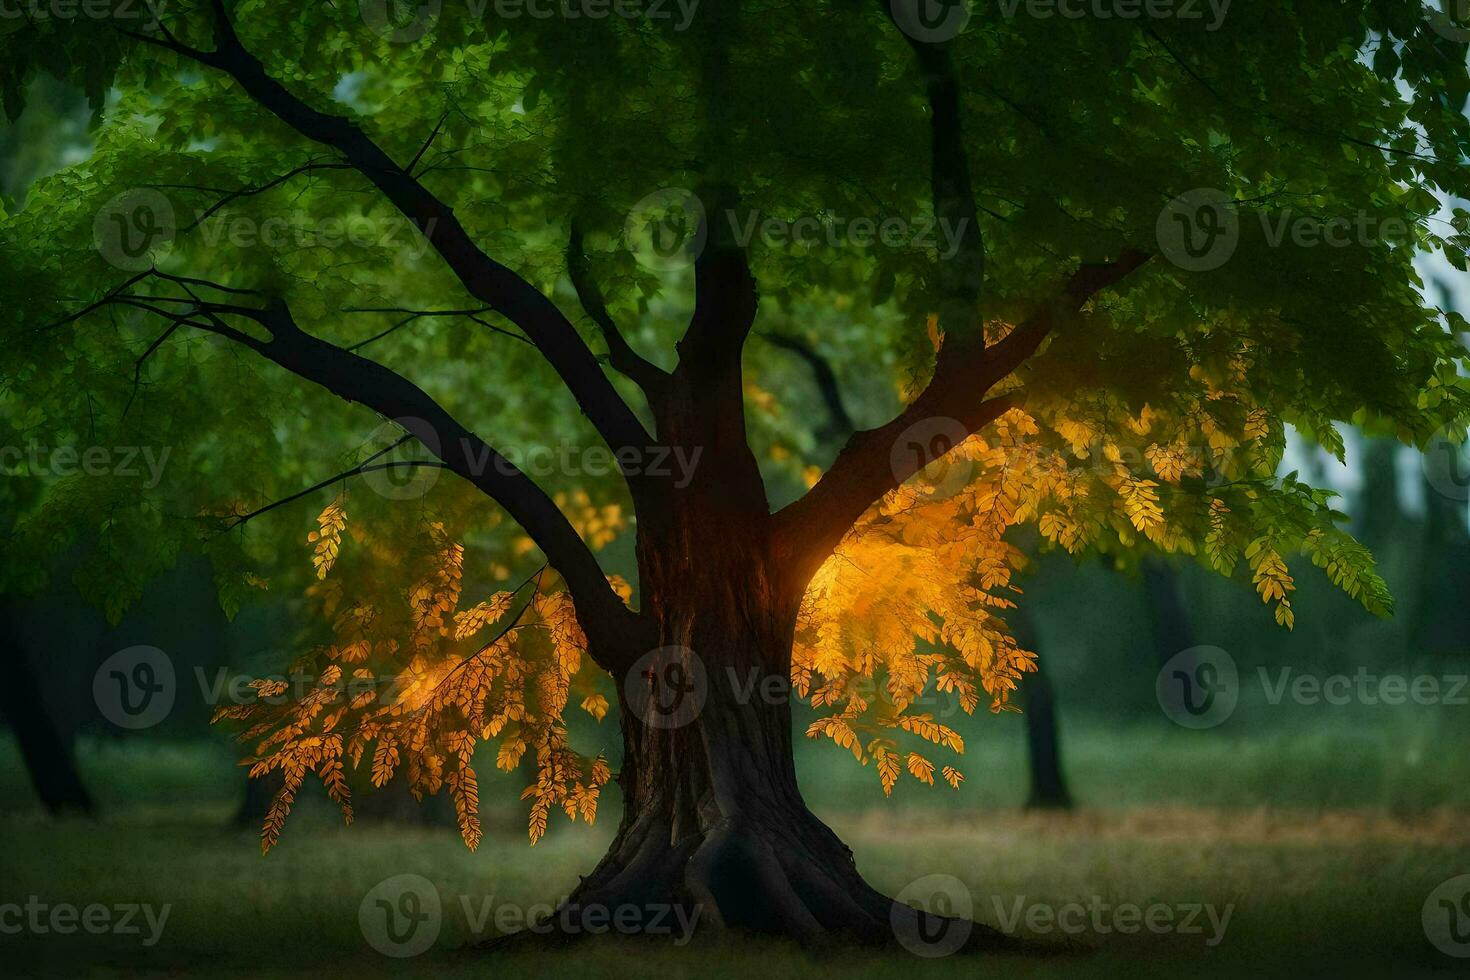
1011,600,1071,811
0,76,97,816
0,603,95,815
3,0,1469,948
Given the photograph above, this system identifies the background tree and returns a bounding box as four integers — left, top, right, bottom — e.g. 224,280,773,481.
3,0,1469,948
0,75,96,815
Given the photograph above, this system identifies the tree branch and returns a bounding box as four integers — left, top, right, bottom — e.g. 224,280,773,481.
886,4,986,339
566,219,668,401
759,332,855,441
124,2,653,467
772,250,1149,589
68,280,641,661
765,11,1149,589
221,434,430,529
122,321,183,418
1142,25,1447,167
667,7,761,436
674,185,760,380
146,160,352,232
339,306,533,352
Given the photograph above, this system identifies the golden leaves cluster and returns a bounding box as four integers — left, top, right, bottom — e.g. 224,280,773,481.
797,335,1392,794
215,511,616,853
796,410,1040,797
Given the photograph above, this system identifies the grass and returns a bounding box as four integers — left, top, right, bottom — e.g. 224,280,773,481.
3,719,1470,978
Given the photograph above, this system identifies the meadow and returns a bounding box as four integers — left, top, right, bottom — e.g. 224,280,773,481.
4,713,1468,978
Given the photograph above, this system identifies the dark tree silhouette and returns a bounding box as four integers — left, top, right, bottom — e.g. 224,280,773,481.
1011,604,1071,811
0,605,94,815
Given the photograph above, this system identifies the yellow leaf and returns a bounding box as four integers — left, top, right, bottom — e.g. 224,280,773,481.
580,693,609,721
906,752,935,785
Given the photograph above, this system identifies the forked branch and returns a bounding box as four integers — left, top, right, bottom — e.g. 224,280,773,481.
771,8,1152,588
567,219,669,402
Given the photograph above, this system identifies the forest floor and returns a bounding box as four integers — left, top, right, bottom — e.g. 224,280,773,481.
2,730,1469,977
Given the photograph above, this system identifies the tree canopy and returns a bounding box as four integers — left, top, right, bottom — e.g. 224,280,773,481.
2,1,1469,853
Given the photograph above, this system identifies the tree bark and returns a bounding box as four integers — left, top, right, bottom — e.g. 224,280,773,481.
511,509,1013,949
552,632,1008,948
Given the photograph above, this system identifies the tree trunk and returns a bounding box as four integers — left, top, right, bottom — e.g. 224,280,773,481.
0,607,95,816
507,286,1018,948
523,540,1010,949
234,769,281,828
1142,558,1194,666
1020,663,1071,812
558,643,1003,948
1010,605,1071,810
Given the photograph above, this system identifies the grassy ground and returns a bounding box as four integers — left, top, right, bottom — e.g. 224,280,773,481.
3,725,1469,978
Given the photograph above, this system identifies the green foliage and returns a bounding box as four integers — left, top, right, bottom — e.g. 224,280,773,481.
1,2,1467,624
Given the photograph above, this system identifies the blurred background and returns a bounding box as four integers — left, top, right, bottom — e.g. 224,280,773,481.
3,74,1469,979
